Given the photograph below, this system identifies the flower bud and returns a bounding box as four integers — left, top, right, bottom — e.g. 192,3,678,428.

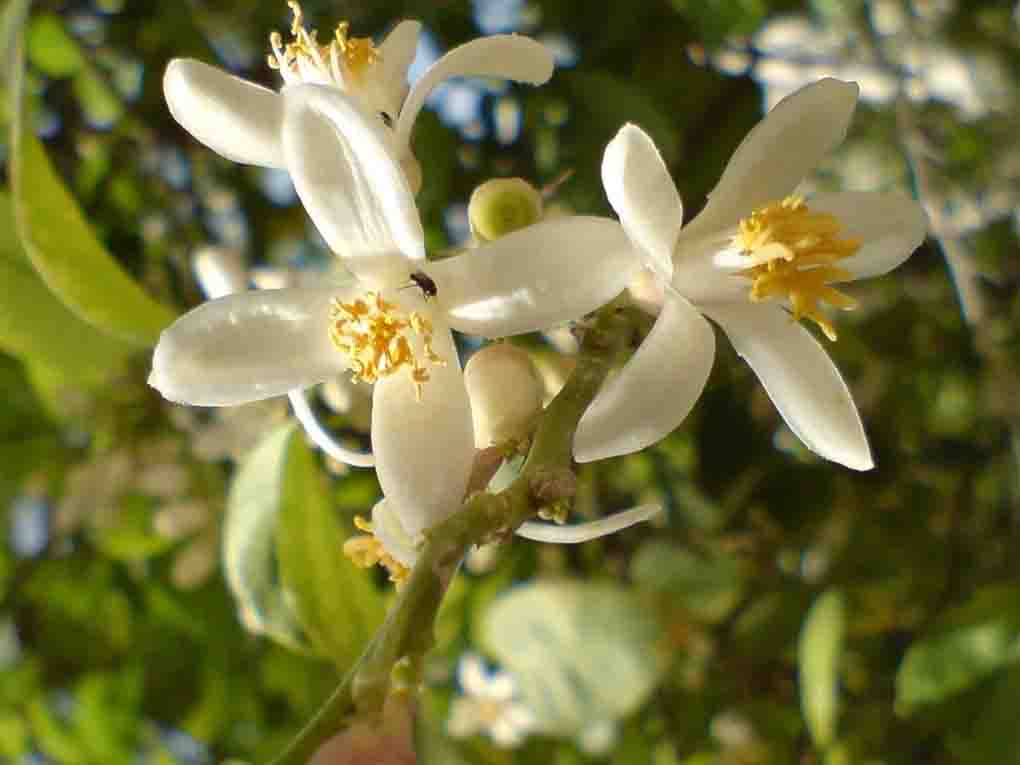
321,377,373,433
468,178,543,243
464,344,543,447
309,696,417,765
192,247,247,299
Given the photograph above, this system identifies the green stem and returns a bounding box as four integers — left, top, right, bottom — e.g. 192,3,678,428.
266,301,637,765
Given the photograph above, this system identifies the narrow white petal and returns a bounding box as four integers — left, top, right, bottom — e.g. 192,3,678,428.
164,59,285,167
430,216,642,338
397,35,555,143
371,321,475,538
602,124,683,280
680,78,859,243
574,293,715,462
704,303,873,470
376,20,422,116
516,504,663,544
149,287,353,406
288,389,375,468
282,84,424,283
808,190,927,280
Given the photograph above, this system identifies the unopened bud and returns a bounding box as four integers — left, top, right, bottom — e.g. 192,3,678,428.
321,377,373,433
309,696,416,765
464,344,543,447
468,178,543,243
192,247,247,298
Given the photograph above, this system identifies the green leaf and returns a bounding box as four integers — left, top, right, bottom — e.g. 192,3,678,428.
0,195,132,381
631,541,745,623
481,580,664,742
276,428,386,671
72,66,123,127
560,71,681,164
223,424,309,652
8,19,176,347
26,13,82,78
896,599,1020,710
798,590,846,751
958,665,1020,765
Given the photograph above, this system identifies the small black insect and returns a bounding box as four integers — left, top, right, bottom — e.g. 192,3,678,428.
379,111,394,128
409,270,438,299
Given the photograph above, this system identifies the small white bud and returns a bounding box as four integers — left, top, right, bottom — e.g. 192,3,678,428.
320,377,373,432
192,247,247,298
468,178,544,243
464,344,543,447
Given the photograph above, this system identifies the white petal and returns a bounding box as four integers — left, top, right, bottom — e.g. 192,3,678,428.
430,216,642,338
807,190,927,280
680,78,859,243
704,303,872,470
282,84,424,283
288,389,375,468
447,699,483,738
371,321,475,538
482,671,517,703
149,287,353,406
516,504,662,544
458,653,491,696
163,59,285,167
397,35,555,144
371,499,418,568
490,718,527,748
574,293,715,462
602,124,683,281
376,20,422,117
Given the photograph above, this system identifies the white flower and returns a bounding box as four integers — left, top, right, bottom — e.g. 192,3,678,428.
163,2,555,188
149,80,641,572
447,653,536,748
574,78,927,470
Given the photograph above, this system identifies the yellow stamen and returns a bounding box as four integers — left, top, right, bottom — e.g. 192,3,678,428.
334,21,380,79
329,292,445,400
343,516,410,583
267,2,379,84
735,195,860,341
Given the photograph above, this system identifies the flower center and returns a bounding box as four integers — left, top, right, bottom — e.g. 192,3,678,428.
343,516,410,583
329,292,444,400
267,1,379,87
735,195,860,341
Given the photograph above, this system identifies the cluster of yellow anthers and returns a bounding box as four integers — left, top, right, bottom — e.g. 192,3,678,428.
343,516,410,583
266,1,379,83
736,195,861,341
329,292,444,401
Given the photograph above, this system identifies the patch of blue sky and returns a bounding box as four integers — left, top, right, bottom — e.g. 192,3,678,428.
472,0,530,35
9,496,49,559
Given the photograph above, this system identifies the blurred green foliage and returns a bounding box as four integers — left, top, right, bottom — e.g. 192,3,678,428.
1,0,1019,763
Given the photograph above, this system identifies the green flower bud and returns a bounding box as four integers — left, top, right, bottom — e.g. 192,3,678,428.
468,177,544,243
